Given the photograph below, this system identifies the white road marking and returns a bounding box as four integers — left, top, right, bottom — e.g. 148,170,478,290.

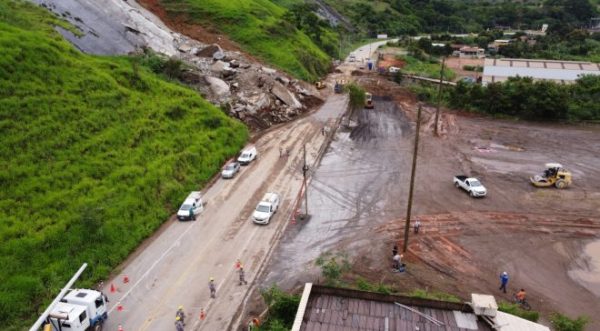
108,221,198,314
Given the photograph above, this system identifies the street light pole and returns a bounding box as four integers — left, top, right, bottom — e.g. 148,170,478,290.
434,57,446,136
303,144,309,216
403,106,422,253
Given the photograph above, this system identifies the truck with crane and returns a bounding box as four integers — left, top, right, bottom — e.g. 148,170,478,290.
30,264,108,331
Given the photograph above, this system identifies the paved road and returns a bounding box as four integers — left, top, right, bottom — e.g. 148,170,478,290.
102,94,348,330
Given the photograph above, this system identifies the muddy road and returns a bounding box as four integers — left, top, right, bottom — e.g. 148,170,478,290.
264,78,600,329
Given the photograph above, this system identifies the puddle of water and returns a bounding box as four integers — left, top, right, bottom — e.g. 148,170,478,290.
569,240,600,297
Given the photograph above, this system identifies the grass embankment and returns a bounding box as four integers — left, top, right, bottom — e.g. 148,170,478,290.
398,55,456,81
160,0,331,81
0,1,248,328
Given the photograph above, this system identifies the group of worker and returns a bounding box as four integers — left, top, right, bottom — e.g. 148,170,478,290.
174,260,249,329
499,271,527,304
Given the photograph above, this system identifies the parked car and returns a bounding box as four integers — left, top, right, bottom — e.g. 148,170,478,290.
252,192,280,225
221,161,240,179
177,191,204,221
453,176,487,197
237,146,257,165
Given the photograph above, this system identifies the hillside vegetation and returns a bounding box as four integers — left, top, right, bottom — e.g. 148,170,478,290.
323,0,597,35
159,0,333,81
0,1,247,328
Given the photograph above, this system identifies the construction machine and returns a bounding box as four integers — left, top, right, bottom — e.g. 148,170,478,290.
530,163,572,189
315,81,326,90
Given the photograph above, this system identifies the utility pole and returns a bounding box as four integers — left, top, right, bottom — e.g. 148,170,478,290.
403,106,422,253
434,57,446,136
302,144,309,217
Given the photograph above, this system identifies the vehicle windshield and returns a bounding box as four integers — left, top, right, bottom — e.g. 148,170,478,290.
470,180,482,187
241,153,250,158
180,204,192,211
256,205,270,213
225,164,235,170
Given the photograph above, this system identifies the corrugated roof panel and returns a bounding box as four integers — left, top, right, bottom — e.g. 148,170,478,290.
495,311,551,331
453,311,479,330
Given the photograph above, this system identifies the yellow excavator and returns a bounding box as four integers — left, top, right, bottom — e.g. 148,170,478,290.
530,163,572,189
315,81,326,90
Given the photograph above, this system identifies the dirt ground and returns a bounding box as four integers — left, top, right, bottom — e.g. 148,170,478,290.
445,57,484,81
264,75,600,330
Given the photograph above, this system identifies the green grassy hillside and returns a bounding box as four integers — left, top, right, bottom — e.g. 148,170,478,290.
159,0,332,81
0,1,248,328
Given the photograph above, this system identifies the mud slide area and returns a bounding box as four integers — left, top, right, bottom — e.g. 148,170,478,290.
264,76,600,329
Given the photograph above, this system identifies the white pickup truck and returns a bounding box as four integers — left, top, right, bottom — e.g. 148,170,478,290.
453,176,487,197
252,192,280,225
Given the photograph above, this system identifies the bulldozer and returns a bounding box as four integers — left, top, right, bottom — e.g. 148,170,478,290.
315,81,326,90
530,163,572,189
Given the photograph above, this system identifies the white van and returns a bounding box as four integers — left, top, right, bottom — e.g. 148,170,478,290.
176,191,204,221
252,192,280,225
237,146,257,165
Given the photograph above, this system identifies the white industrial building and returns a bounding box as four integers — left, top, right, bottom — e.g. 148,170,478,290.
482,58,600,85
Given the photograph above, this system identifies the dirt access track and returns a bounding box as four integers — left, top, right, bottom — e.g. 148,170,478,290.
265,75,600,329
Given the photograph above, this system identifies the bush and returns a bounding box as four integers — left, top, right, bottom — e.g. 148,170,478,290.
448,76,600,121
315,253,350,286
407,289,461,303
498,301,540,322
551,313,589,331
345,83,366,110
462,65,483,72
260,285,301,330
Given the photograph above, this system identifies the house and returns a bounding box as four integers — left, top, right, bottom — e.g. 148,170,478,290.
291,284,551,331
459,46,485,59
482,58,600,85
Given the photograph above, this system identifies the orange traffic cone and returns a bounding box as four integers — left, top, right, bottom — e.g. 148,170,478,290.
118,325,124,331
235,260,241,269
110,283,116,293
123,275,129,284
117,304,124,312
199,308,206,321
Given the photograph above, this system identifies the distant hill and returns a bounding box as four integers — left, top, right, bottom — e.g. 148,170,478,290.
320,0,598,35
0,1,247,329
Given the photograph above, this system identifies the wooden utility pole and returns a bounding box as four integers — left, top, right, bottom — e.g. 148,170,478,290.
302,144,309,216
434,57,446,136
403,106,422,253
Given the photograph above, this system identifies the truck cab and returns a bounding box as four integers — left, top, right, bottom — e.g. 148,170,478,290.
252,192,280,225
48,289,108,331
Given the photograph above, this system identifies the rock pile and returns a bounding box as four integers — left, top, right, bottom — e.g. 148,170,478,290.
172,38,323,130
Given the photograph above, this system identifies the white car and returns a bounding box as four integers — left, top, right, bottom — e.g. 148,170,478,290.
176,191,204,221
221,161,240,179
252,192,280,225
237,146,257,165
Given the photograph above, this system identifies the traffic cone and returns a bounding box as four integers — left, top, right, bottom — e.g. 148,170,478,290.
110,283,116,293
117,304,123,312
118,325,124,331
123,275,129,284
199,308,206,320
235,260,241,269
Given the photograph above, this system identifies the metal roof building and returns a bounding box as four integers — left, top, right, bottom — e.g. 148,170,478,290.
482,58,600,85
292,284,551,331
